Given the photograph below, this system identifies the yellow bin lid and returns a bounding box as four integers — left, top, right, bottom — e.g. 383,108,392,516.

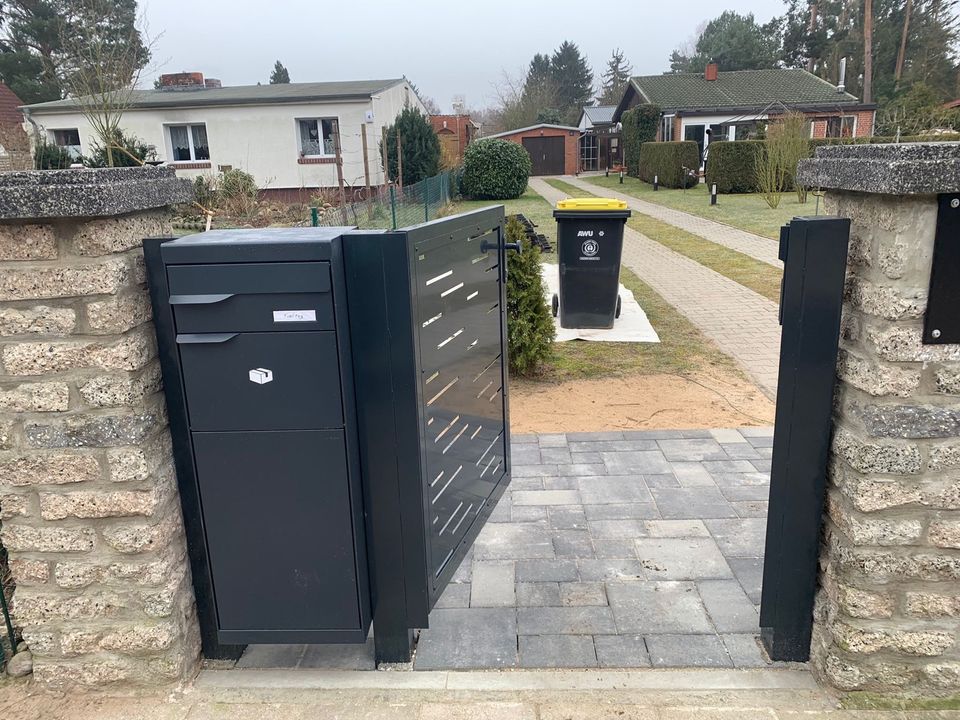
556,197,628,211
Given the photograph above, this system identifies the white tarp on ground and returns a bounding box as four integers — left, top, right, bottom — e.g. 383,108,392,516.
541,264,660,343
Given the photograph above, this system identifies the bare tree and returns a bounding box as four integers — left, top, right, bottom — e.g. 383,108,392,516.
58,0,153,166
863,0,874,104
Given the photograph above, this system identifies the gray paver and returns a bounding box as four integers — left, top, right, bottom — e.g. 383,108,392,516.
607,581,713,634
516,582,561,607
558,463,608,476
644,520,710,537
602,451,672,475
751,459,773,472
697,580,761,633
634,537,733,580
721,443,763,460
474,522,555,560
650,487,738,519
657,438,729,461
414,608,518,669
583,503,659,521
236,644,304,669
711,429,748,444
569,440,659,452
519,635,597,668
706,518,768,558
722,633,771,667
717,484,771,502
702,460,759,474
738,426,774,437
511,444,542,465
553,530,595,558
513,490,581,506
515,558,579,583
670,462,716,487
299,640,375,670
578,558,645,582
471,562,515,607
566,431,625,441
588,518,652,537
645,633,733,668
727,557,765,605
542,476,579,490
434,583,471,609
511,505,547,522
593,634,652,667
643,473,681,488
578,476,653,504
547,505,587,528
540,447,573,464
538,433,568,447
517,606,617,635
733,501,768,518
560,581,608,606
592,537,638,558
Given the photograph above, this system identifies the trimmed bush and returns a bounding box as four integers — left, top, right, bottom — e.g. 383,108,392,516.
381,107,441,185
461,139,532,200
705,140,764,193
621,104,660,177
505,216,554,376
638,141,700,188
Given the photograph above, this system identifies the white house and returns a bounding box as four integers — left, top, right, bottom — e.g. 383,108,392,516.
21,74,426,199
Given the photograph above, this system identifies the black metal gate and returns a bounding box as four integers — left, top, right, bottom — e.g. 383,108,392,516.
345,206,511,662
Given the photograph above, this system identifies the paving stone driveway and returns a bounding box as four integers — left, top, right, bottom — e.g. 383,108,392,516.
414,427,776,670
236,427,777,672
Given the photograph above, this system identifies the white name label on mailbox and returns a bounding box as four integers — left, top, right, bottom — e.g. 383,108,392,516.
273,310,316,323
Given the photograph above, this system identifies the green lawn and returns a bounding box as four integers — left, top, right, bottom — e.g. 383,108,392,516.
584,174,818,240
546,179,783,303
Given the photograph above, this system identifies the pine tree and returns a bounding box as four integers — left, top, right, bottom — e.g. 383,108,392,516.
269,60,290,84
549,41,593,124
505,217,554,376
599,49,633,105
379,106,441,185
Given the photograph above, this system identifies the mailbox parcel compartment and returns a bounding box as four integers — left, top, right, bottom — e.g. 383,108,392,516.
145,228,370,649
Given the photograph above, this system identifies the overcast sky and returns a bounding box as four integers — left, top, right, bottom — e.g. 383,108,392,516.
142,0,786,112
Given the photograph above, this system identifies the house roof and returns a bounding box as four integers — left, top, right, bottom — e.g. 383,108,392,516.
615,68,865,119
22,78,406,113
581,105,617,125
483,123,579,139
0,83,25,125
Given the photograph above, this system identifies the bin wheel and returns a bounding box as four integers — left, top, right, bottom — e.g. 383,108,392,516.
551,294,559,317
615,295,622,319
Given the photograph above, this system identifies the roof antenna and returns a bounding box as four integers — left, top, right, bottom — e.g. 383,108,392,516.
837,58,847,93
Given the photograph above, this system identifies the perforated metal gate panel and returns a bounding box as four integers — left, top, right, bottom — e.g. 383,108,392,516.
411,223,508,582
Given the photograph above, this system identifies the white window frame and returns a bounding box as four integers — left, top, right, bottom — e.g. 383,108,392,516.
166,123,210,163
296,117,338,158
48,128,82,159
661,114,675,142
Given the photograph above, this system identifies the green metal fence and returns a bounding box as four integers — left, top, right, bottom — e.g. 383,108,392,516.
312,172,454,230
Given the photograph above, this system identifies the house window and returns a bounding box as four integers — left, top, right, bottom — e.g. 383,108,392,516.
825,116,856,138
297,118,336,156
168,124,210,162
661,116,674,142
49,128,82,159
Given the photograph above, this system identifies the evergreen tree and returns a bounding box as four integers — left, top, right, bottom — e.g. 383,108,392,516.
599,48,633,104
672,11,780,73
505,216,554,376
379,106,441,186
269,60,290,84
549,41,593,124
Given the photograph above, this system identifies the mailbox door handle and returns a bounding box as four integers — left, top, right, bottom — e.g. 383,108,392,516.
176,333,239,345
169,293,235,305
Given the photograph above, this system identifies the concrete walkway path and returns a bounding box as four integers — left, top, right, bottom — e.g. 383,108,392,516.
529,178,781,397
561,175,782,267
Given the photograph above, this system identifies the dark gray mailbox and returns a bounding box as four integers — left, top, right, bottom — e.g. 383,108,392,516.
145,208,512,664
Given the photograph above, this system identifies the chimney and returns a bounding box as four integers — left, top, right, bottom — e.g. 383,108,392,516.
705,63,719,81
158,72,206,90
837,58,847,93
204,78,222,89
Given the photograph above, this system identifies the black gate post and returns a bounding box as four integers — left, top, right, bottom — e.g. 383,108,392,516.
760,216,850,662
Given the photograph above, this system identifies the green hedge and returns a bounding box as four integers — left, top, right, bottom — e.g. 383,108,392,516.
638,141,700,188
461,139,531,200
621,104,660,177
705,140,764,194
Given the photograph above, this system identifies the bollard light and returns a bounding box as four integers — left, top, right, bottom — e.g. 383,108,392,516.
711,184,718,206
653,174,659,191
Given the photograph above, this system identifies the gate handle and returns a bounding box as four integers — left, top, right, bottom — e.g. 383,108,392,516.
169,293,235,305
176,333,238,344
480,238,522,254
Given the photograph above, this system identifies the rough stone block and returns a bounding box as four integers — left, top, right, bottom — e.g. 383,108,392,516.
847,277,926,320
3,327,154,375
100,622,177,653
40,488,160,521
837,543,960,582
835,583,894,619
832,428,922,475
0,224,57,261
78,365,161,408
0,306,76,336
852,402,960,439
833,621,954,656
53,562,102,589
24,409,162,449
922,662,960,690
1,524,94,552
0,381,69,412
828,493,922,545
935,366,960,395
0,492,29,518
9,558,49,584
0,256,129,302
906,592,960,618
85,289,152,334
835,469,922,512
101,513,181,554
12,590,126,622
32,657,139,687
929,443,960,471
0,453,101,486
929,520,960,549
69,211,170,256
866,324,960,363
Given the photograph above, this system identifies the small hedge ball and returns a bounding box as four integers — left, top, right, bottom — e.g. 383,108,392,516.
461,139,532,200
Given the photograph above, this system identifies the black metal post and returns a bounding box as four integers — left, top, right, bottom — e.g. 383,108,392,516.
759,216,850,662
653,174,658,191
711,183,718,205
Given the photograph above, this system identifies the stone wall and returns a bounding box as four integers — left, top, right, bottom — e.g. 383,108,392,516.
0,167,199,687
799,144,960,696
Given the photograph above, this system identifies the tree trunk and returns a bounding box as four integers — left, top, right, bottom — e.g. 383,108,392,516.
806,2,820,72
863,0,874,104
895,0,913,88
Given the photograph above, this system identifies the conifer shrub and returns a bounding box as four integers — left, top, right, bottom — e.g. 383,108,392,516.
505,216,554,375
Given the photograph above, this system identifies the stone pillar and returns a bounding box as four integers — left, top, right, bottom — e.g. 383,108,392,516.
0,167,199,687
798,144,960,696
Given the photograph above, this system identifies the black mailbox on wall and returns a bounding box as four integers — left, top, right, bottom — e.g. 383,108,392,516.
145,209,513,664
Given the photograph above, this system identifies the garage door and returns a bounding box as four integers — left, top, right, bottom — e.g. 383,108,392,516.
522,136,565,176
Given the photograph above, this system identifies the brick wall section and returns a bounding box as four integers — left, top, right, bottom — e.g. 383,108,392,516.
0,168,199,688
798,144,960,695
